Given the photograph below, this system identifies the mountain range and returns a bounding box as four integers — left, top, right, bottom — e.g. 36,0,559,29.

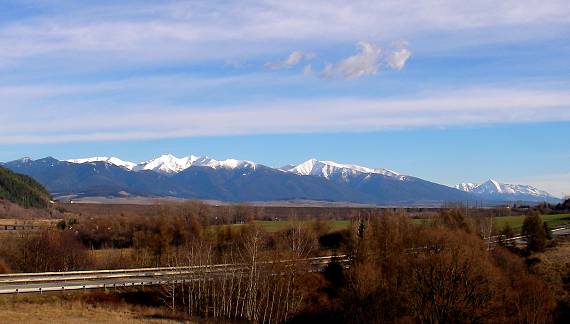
454,180,556,203
1,155,560,205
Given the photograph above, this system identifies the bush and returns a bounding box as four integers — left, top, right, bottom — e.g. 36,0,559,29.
522,212,547,253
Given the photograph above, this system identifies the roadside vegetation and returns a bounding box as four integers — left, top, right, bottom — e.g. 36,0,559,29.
0,199,568,323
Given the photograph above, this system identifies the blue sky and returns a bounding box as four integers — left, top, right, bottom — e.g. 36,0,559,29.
0,1,569,197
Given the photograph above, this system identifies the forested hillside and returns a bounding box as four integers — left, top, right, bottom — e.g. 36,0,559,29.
0,166,51,208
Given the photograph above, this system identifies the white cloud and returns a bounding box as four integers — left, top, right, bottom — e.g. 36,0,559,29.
314,41,410,79
264,51,304,70
336,41,382,79
1,86,569,144
303,64,313,76
304,52,317,60
319,63,335,79
388,47,412,70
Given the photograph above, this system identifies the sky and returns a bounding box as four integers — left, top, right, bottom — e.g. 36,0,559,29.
0,0,569,197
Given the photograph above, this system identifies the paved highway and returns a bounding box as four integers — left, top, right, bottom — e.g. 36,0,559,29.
0,255,348,294
1,225,567,295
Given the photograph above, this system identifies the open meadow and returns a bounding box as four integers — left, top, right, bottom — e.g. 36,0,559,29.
494,214,570,232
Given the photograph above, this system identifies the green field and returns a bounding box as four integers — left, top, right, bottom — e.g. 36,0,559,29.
274,214,570,234
207,214,570,235
207,220,351,234
255,220,350,232
494,214,570,232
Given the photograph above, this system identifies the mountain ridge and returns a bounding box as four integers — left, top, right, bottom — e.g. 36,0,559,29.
2,155,560,205
454,179,557,202
0,165,51,208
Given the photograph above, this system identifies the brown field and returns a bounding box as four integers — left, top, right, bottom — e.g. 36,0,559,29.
0,218,60,226
0,199,64,220
532,237,570,305
60,202,439,221
0,297,182,323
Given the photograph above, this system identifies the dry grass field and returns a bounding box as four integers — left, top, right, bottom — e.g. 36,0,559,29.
0,303,177,323
0,295,188,323
0,218,60,227
532,238,570,306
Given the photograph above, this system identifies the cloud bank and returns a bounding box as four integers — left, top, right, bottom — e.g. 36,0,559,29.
1,86,568,144
0,0,568,68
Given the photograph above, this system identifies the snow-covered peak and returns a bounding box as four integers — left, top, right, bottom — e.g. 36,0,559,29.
199,158,257,170
134,154,198,173
66,157,137,170
455,179,554,198
476,179,505,194
66,154,256,174
286,159,403,180
289,159,319,176
131,154,257,174
454,182,478,192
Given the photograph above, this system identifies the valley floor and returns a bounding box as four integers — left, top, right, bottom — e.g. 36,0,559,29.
0,296,185,324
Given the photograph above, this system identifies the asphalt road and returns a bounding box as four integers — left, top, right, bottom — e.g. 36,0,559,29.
0,256,346,294
1,226,568,295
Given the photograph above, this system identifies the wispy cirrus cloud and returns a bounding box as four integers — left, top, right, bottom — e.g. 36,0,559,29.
1,86,569,144
0,0,568,67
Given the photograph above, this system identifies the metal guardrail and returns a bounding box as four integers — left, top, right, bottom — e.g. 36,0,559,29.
0,255,346,279
487,225,569,244
2,225,567,295
0,255,349,294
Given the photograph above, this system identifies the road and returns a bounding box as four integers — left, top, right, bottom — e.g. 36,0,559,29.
0,255,348,294
1,225,568,295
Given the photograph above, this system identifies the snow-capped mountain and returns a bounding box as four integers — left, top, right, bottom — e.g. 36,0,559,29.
455,183,478,192
66,157,137,170
285,159,405,181
67,154,257,174
5,155,559,205
455,179,558,202
132,154,197,173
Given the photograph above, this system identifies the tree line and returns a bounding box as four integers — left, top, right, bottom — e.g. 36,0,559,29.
0,204,567,322
0,166,51,209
